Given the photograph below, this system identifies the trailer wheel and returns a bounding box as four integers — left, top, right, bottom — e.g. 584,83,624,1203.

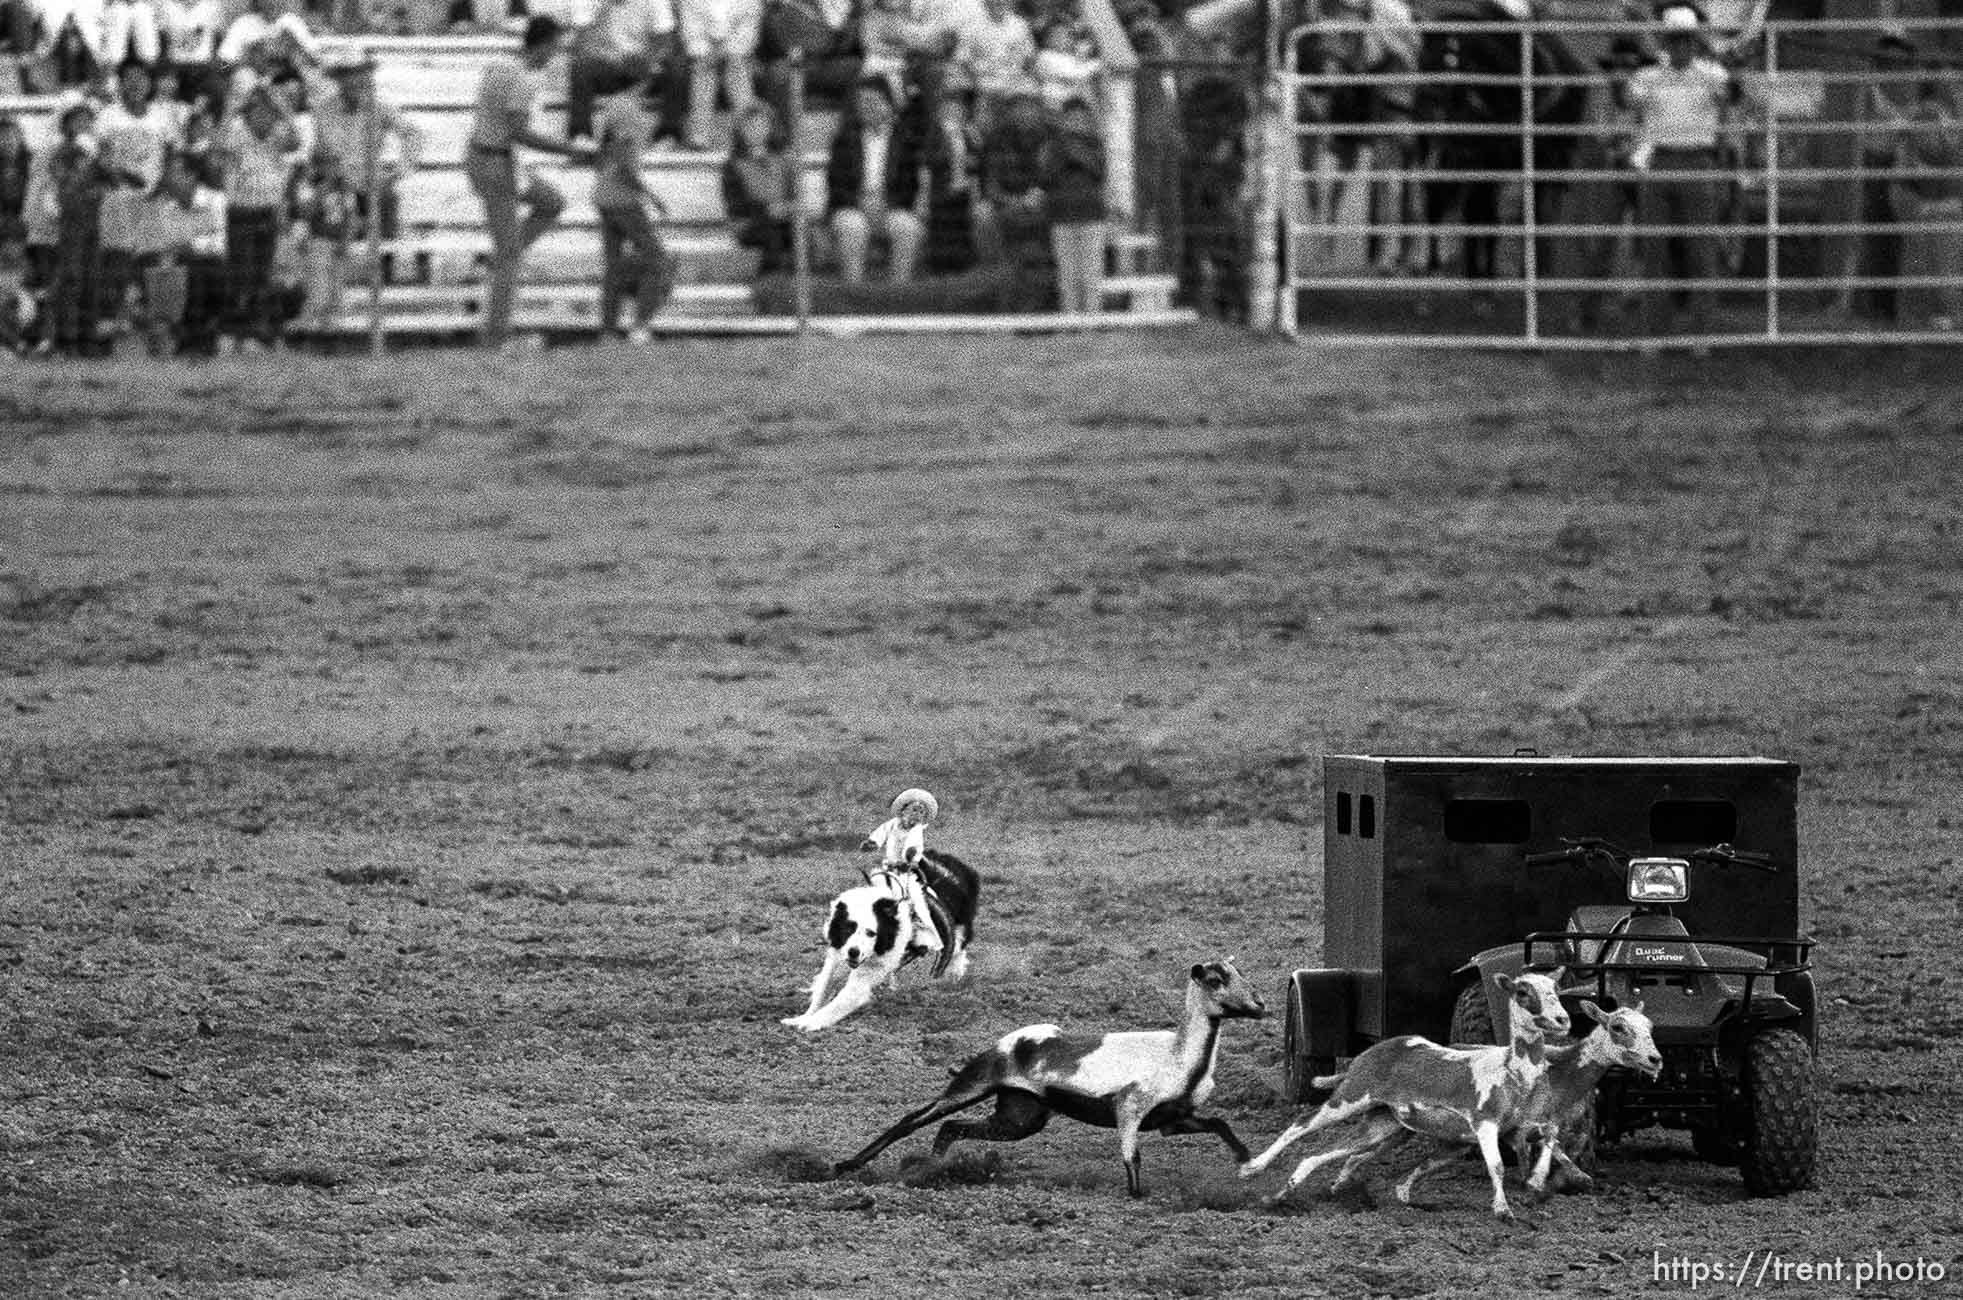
1740,1027,1816,1196
1282,980,1335,1105
1449,981,1495,1046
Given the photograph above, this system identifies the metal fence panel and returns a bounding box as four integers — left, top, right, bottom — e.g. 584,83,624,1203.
1275,15,1963,347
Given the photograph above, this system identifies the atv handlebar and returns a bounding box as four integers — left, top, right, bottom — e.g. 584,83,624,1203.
1522,837,1780,872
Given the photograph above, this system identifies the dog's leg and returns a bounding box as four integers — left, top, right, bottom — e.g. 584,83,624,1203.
941,944,970,982
783,952,844,1028
793,963,885,1033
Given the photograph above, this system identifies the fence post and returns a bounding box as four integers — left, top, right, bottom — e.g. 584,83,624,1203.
363,53,385,357
1518,22,1538,344
1276,40,1298,336
787,50,811,335
1764,23,1780,340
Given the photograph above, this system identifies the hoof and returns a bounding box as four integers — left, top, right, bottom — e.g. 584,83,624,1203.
1237,1161,1262,1180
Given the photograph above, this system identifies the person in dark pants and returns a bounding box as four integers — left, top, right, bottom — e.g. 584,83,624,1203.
217,87,297,349
592,79,676,341
46,98,110,354
143,146,229,355
978,89,1052,306
1177,65,1248,322
722,100,795,273
1626,2,1743,335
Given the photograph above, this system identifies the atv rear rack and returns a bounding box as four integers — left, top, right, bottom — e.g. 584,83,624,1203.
1522,932,1816,1022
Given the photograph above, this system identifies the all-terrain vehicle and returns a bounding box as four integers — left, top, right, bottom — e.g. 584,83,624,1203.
1282,754,1818,1196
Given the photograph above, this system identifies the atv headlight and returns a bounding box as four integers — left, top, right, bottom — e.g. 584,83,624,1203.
1628,857,1689,903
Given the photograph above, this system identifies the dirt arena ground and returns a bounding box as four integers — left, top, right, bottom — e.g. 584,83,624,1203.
2,330,1960,1299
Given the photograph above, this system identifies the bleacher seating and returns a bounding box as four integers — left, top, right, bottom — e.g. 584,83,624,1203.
0,34,1190,339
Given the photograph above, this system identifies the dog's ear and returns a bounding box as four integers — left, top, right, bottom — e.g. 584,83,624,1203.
871,896,902,954
827,900,854,950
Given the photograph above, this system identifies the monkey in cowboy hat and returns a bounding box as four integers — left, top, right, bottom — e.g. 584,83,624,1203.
861,788,944,958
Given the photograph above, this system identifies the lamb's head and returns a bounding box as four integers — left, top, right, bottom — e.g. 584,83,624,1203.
1192,959,1266,1020
1579,999,1662,1079
829,892,904,969
1496,971,1571,1038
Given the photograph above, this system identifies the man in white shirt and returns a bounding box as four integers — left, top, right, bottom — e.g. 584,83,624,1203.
310,50,424,239
1626,2,1735,333
466,14,596,347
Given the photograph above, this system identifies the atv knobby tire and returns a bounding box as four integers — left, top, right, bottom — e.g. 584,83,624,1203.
1741,1027,1817,1195
1450,981,1495,1046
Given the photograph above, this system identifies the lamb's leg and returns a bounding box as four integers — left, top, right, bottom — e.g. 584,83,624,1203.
1115,1093,1150,1199
1160,1113,1251,1163
1241,1120,1315,1177
1329,1116,1412,1192
834,1089,994,1175
1241,1096,1368,1177
1267,1137,1373,1206
1393,1150,1463,1205
1475,1121,1514,1221
934,1088,1051,1157
1527,1131,1592,1198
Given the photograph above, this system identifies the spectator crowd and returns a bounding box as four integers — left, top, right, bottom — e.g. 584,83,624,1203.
1,0,423,354
3,0,1955,353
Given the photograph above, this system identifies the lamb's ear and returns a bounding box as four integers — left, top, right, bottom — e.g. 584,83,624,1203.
1494,972,1518,995
1191,963,1216,986
1578,999,1607,1024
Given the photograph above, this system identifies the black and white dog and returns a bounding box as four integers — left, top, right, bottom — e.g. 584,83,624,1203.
782,851,981,1033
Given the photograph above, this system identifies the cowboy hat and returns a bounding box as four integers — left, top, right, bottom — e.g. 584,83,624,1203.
1658,3,1705,31
891,789,939,820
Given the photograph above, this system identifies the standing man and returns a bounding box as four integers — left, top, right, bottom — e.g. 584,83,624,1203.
466,14,595,349
311,49,425,241
1626,2,1738,334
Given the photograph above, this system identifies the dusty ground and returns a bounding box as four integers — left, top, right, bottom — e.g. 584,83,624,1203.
1,331,1960,1299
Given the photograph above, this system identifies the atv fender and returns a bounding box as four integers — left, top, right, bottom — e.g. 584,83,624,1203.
1452,946,1532,1041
